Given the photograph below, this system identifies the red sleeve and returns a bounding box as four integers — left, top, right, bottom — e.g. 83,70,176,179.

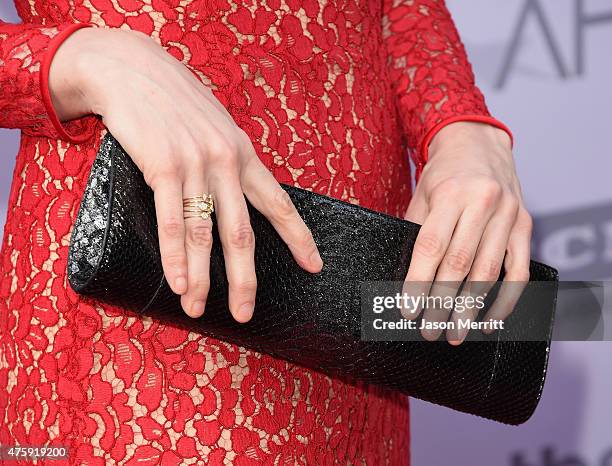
0,20,98,143
382,0,513,179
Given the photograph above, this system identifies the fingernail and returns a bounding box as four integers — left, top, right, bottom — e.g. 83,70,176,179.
422,328,441,342
175,277,187,293
191,300,205,316
310,250,323,269
237,302,254,322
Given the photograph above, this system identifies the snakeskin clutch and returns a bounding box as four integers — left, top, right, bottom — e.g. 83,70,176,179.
67,133,559,425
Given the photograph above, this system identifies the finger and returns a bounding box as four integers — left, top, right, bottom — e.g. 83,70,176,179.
446,281,491,345
154,177,188,295
180,177,213,319
400,198,433,320
481,280,526,335
240,143,323,273
401,204,461,324
434,206,494,282
404,204,462,283
447,200,520,344
419,280,459,342
420,208,490,341
399,279,432,320
482,209,532,332
467,197,519,283
505,208,533,284
210,173,257,323
402,193,431,317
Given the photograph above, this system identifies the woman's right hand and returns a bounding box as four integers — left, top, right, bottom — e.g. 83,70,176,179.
48,27,324,322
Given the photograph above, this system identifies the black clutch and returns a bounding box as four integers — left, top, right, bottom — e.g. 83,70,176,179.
67,133,559,425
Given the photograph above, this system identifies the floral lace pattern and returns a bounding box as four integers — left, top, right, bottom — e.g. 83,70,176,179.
0,21,96,139
1,0,494,464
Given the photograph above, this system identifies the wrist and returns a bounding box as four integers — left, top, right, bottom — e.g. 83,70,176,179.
48,26,107,121
428,121,513,161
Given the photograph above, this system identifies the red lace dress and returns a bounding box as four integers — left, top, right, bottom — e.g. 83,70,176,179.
0,1,511,464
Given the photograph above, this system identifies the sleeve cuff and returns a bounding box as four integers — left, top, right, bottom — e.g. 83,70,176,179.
420,115,514,165
39,22,99,144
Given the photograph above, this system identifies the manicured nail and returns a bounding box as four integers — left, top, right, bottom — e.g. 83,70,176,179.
310,250,323,269
175,277,187,293
237,303,254,322
191,300,205,316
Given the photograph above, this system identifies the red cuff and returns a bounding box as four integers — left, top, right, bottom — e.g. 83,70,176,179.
420,115,515,164
40,22,96,144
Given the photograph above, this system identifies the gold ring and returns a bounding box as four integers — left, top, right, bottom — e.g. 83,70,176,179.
183,193,214,220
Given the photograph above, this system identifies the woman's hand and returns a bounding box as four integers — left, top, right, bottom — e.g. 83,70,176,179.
49,27,323,322
402,121,532,344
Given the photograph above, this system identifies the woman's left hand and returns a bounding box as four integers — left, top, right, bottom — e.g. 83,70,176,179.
401,121,532,344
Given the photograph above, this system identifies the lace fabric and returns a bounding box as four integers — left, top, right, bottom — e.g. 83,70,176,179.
0,0,501,463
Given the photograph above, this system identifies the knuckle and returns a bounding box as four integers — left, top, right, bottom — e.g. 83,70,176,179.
233,278,258,295
165,162,182,177
414,233,445,259
187,222,214,249
164,252,186,271
503,195,520,217
183,142,207,167
189,277,211,293
478,180,503,208
271,188,296,220
444,248,473,275
297,230,316,251
480,259,502,280
430,179,461,203
162,217,184,238
438,178,462,195
508,266,530,282
227,223,255,249
147,166,180,188
209,138,240,164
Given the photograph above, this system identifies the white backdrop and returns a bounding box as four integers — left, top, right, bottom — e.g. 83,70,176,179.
1,1,611,465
